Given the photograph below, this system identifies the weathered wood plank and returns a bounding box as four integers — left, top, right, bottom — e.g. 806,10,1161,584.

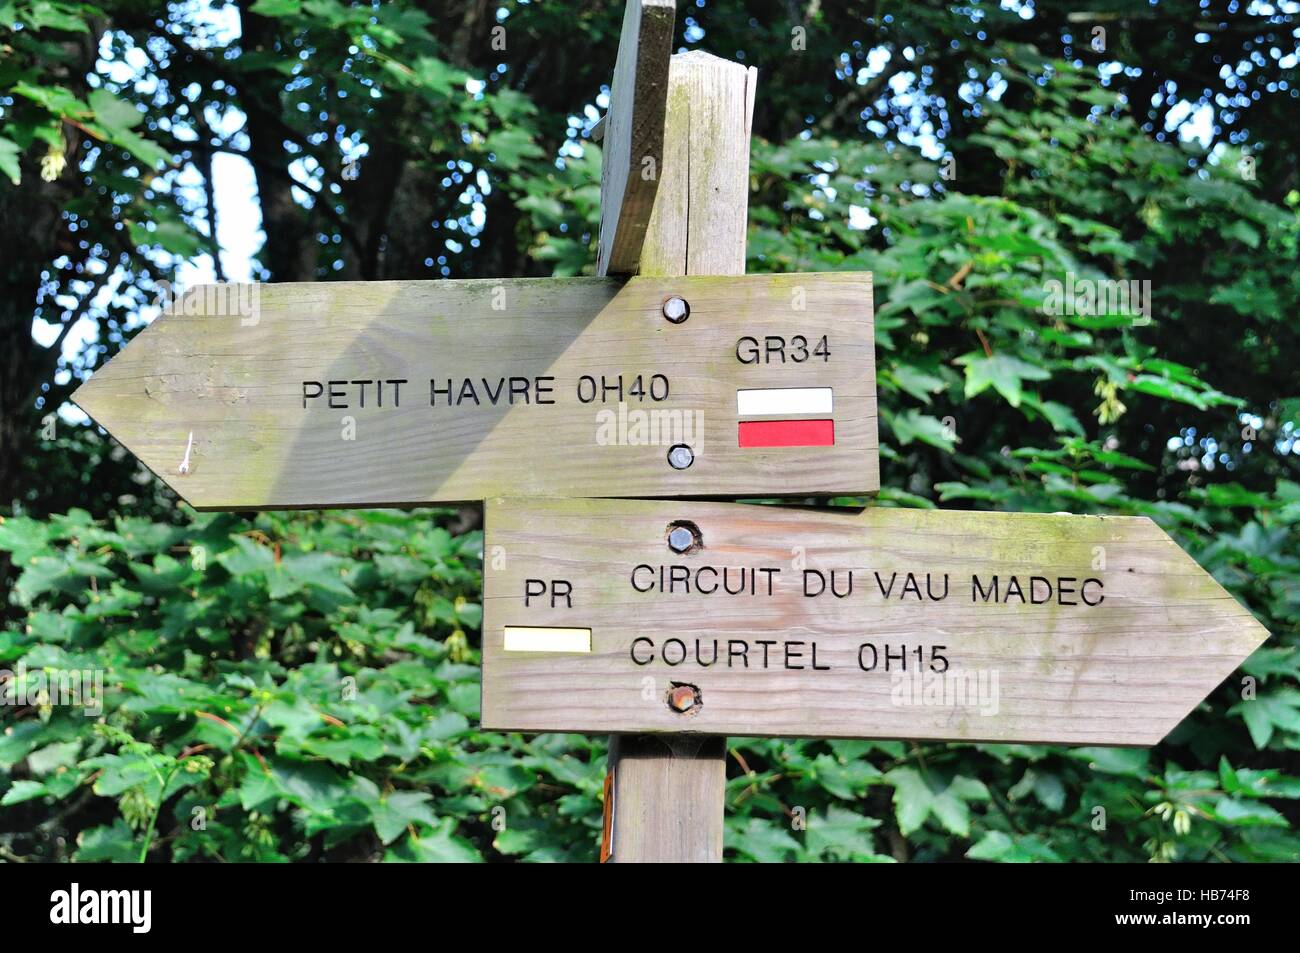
596,0,676,277
71,273,878,509
482,497,1269,746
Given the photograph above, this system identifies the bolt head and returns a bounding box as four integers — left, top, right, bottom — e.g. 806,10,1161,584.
662,296,689,323
668,684,701,713
667,444,694,470
668,527,695,553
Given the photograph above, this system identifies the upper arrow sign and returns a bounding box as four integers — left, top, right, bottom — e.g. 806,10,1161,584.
73,273,878,509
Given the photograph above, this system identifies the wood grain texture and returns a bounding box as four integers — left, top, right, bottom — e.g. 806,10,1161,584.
605,734,726,862
482,498,1269,746
71,273,878,509
596,0,676,277
640,52,756,278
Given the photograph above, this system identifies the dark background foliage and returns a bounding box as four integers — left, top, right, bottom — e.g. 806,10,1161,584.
0,0,1297,862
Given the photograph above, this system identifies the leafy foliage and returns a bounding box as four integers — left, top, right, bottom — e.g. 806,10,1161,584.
1,508,608,861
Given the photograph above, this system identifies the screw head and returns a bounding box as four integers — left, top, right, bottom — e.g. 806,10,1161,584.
662,296,689,323
667,444,694,470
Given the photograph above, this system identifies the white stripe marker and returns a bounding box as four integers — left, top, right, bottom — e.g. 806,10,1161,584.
503,626,592,653
736,387,833,417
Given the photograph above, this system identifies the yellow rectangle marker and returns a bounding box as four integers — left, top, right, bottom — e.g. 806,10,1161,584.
503,626,593,653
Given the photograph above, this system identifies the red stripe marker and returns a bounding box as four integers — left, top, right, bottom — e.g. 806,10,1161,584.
738,419,835,448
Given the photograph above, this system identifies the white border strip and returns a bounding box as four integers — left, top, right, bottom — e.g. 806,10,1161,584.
737,387,833,417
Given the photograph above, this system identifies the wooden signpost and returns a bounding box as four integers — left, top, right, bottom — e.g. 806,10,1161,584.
72,0,1268,864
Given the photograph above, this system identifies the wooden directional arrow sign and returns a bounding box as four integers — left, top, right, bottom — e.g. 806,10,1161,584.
73,273,878,509
481,498,1268,746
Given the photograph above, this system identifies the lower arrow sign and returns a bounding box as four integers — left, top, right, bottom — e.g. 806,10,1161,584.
481,498,1268,746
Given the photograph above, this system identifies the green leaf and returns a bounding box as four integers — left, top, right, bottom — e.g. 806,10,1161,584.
128,220,199,257
299,732,386,765
1219,757,1300,800
805,805,888,861
268,759,350,815
885,768,989,837
238,764,279,811
888,408,957,451
218,536,276,574
0,137,21,186
474,763,535,799
88,88,144,133
274,552,354,598
1009,768,1066,811
249,0,303,14
1020,393,1085,435
1126,374,1208,409
956,352,1051,408
808,753,881,799
455,601,482,629
385,820,482,862
730,817,802,862
1,779,48,805
27,740,81,774
1067,747,1150,777
83,752,159,797
371,790,439,845
75,820,140,863
484,127,545,167
889,363,947,404
967,830,1062,862
264,697,323,742
1212,797,1288,828
28,1,91,31
1231,691,1300,749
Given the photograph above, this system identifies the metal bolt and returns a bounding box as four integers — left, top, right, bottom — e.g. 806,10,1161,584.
667,682,702,714
662,296,689,323
667,444,694,469
667,521,702,554
668,527,694,553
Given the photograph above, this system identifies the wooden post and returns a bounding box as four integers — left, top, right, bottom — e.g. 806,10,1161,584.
604,50,758,864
